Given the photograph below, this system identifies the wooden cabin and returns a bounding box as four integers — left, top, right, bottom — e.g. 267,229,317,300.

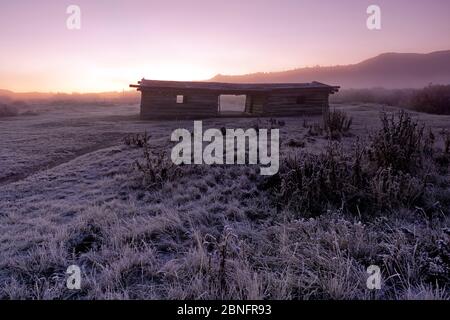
130,79,339,120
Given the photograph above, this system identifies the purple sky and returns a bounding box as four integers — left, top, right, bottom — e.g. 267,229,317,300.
1,0,449,92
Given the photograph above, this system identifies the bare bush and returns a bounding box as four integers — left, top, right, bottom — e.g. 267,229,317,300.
370,168,426,211
264,112,441,217
268,118,285,128
410,85,450,115
286,139,305,148
202,226,243,299
368,111,425,173
263,144,366,216
265,145,430,217
302,110,352,140
434,130,450,173
273,146,350,216
332,85,450,115
123,131,150,148
324,109,352,139
134,141,181,189
441,129,450,154
0,103,19,117
303,119,323,136
331,88,415,106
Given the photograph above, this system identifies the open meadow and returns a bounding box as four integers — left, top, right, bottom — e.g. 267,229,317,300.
0,103,449,299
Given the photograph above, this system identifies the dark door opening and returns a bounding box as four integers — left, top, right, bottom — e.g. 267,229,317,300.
218,95,246,115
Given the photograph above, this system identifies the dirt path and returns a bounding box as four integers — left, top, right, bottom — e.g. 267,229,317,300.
0,137,123,186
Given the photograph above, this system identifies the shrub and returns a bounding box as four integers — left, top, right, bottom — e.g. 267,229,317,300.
330,86,450,115
265,145,430,217
124,131,150,148
66,222,104,256
303,119,323,136
268,118,285,128
434,130,450,173
134,140,180,189
370,168,426,211
331,88,415,106
286,139,305,148
302,110,352,140
410,85,450,115
250,118,285,132
0,103,19,117
441,129,450,154
324,109,352,132
265,144,359,216
264,112,439,217
201,226,241,299
324,109,352,139
368,111,425,173
307,122,323,136
20,110,39,116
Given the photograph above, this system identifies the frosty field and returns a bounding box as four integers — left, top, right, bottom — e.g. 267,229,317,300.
0,103,449,299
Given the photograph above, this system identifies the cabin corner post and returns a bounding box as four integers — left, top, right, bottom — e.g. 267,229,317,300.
216,93,221,115
244,94,252,113
322,95,330,127
139,90,145,120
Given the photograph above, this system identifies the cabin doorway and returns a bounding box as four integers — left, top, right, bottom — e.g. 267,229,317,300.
218,95,246,115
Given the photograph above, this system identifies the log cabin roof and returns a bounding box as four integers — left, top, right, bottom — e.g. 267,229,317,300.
130,79,339,93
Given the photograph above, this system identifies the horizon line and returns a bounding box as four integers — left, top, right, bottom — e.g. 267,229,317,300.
2,49,449,95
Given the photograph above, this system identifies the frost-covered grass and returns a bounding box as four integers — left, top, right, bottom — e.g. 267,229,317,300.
0,103,449,299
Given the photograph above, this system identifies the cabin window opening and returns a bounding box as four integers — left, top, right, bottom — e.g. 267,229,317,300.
296,96,306,105
176,95,185,104
218,95,246,114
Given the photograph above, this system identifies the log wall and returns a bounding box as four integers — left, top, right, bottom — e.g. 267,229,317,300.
139,88,331,119
140,90,219,119
244,94,266,114
263,91,329,116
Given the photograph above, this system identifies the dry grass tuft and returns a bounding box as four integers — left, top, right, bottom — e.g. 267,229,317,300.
133,136,181,189
0,103,19,117
324,109,353,139
368,111,425,173
123,131,150,148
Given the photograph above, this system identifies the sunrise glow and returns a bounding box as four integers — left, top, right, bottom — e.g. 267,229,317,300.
1,0,449,92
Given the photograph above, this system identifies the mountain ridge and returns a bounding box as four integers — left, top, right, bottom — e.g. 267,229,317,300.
210,50,450,89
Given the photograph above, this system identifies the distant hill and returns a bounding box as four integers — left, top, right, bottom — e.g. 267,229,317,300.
0,90,140,104
0,89,14,97
210,50,450,89
0,89,141,109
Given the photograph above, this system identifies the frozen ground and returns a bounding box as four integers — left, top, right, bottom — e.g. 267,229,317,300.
0,103,449,299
